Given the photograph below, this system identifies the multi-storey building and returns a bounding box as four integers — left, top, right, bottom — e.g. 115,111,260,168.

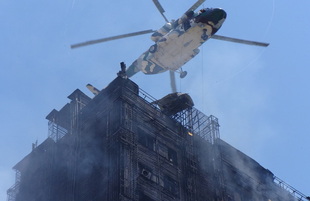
7,72,309,201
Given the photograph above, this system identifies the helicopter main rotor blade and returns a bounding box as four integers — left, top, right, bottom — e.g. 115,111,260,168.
169,70,177,93
187,0,206,12
211,35,269,47
152,0,169,23
71,29,155,49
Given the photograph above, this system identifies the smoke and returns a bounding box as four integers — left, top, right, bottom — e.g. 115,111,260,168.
182,41,273,158
1,170,15,201
196,138,297,200
187,41,293,199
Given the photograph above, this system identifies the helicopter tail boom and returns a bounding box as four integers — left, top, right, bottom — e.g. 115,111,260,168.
126,62,140,77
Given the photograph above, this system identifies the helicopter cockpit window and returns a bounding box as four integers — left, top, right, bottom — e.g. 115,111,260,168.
199,9,206,13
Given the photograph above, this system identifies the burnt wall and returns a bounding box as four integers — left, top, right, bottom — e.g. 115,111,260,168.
10,76,299,201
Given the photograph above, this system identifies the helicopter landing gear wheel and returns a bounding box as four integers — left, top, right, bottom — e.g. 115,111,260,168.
149,44,157,53
180,71,187,78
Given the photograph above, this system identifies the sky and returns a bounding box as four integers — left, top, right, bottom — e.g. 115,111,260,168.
1,0,309,200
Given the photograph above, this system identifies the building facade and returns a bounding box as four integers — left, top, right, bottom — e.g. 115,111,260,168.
7,76,308,201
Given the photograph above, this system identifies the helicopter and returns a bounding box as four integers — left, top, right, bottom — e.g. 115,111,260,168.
71,0,269,92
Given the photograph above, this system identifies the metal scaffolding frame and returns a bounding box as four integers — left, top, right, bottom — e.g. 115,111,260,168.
48,121,68,142
7,170,21,201
138,88,220,144
171,108,220,144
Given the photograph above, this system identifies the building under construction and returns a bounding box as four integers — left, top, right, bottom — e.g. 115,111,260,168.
7,72,309,201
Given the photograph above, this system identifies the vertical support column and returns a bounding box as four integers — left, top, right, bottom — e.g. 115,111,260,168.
184,133,198,201
212,141,227,201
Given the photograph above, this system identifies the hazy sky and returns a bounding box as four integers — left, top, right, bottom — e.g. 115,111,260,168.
1,0,309,200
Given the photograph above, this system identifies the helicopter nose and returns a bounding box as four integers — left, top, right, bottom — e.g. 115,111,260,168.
195,8,227,34
212,8,227,21
208,8,227,28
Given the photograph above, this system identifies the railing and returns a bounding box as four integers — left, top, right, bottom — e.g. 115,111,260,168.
138,88,158,105
274,176,309,201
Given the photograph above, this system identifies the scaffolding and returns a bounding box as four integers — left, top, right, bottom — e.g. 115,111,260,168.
138,88,220,144
45,89,91,142
6,170,21,201
171,108,220,144
48,121,68,142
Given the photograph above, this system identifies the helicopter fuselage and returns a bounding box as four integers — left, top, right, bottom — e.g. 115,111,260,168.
126,8,227,77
